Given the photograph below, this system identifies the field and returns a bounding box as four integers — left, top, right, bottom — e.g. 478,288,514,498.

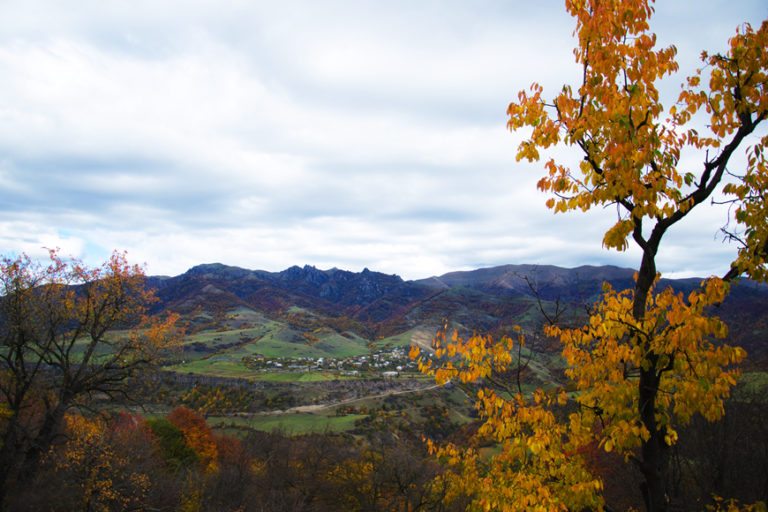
208,412,368,435
372,326,435,350
184,380,476,439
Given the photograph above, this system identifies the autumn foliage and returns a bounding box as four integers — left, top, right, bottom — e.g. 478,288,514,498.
0,249,181,507
168,406,219,473
414,0,767,510
52,414,153,512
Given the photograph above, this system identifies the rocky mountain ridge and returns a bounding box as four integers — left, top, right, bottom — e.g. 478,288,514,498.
144,262,767,365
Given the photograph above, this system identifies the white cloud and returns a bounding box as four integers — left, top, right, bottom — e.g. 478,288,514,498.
0,0,765,280
0,220,85,259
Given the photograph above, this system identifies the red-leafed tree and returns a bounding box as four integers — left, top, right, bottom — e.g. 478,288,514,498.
168,406,219,474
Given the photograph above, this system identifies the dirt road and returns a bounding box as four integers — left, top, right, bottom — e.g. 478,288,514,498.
265,382,444,415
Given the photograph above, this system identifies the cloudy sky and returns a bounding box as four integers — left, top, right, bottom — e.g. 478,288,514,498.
1,1,766,280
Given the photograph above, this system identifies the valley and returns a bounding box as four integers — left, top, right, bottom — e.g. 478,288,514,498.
3,259,768,510
135,262,768,436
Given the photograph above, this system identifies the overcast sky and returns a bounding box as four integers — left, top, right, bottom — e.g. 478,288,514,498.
1,1,766,280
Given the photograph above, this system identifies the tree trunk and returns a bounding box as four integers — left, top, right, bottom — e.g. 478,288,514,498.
20,403,67,483
635,248,668,511
0,429,17,508
0,415,26,508
639,363,669,512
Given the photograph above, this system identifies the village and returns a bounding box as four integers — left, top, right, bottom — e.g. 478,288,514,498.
241,346,422,377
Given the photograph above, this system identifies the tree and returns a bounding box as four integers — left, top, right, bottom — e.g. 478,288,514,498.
146,417,200,471
414,1,767,510
168,406,219,474
0,249,180,506
49,413,154,512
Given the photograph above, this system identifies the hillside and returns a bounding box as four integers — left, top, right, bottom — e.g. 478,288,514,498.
144,263,768,376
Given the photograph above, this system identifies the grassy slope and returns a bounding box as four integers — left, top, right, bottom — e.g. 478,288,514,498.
172,307,373,376
208,413,367,435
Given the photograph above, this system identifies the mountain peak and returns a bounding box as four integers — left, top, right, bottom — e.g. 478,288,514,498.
185,263,254,279
279,264,329,284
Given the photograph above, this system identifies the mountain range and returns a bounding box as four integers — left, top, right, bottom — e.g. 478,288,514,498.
147,263,768,367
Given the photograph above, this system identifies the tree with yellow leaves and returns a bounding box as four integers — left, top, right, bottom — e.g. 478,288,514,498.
414,328,605,511
0,250,181,507
414,1,766,510
52,413,153,512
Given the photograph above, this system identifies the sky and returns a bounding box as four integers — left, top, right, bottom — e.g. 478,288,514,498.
1,1,766,280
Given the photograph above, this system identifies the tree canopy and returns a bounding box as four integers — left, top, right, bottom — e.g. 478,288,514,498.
0,249,180,507
413,1,767,510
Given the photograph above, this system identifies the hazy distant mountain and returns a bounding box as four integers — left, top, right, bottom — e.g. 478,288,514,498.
418,264,637,299
415,264,709,300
